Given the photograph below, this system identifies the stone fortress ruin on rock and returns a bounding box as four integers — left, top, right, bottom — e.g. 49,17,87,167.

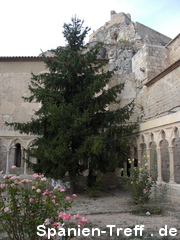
0,11,180,202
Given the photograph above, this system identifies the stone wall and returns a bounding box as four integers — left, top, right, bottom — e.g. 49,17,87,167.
0,139,6,172
134,22,171,46
132,44,169,86
0,59,45,130
108,73,136,111
166,34,180,65
135,66,180,121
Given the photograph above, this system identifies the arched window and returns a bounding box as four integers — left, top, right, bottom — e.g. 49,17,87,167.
14,143,21,167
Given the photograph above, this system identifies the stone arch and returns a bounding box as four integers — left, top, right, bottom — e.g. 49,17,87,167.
8,138,25,174
158,129,166,147
158,130,168,181
138,134,145,148
9,138,25,150
129,136,138,156
149,140,158,180
26,138,37,149
148,132,154,148
160,138,170,183
25,138,38,174
138,134,147,161
170,126,179,147
129,136,138,163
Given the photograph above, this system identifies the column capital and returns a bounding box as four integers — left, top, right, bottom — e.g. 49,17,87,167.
168,146,175,152
137,148,142,152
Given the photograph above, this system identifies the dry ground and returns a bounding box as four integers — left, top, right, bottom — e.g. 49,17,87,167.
69,189,180,239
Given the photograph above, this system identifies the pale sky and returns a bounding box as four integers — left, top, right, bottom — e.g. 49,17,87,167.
0,0,179,56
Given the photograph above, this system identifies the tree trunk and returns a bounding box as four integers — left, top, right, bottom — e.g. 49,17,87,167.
70,180,76,194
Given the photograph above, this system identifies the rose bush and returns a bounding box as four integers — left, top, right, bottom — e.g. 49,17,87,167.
122,156,155,204
0,168,88,240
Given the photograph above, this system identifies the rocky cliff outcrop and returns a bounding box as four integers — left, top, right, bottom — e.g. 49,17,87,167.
88,11,171,75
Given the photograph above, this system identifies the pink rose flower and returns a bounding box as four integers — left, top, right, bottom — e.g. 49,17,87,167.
40,177,46,182
63,214,71,221
29,198,34,202
74,214,82,219
14,180,19,185
52,222,63,228
43,192,48,195
0,184,6,189
143,189,148,194
52,222,58,226
58,212,65,218
77,221,85,227
4,207,9,212
81,217,88,223
33,173,39,178
3,175,12,179
11,165,17,169
72,194,77,197
60,189,65,192
66,196,71,201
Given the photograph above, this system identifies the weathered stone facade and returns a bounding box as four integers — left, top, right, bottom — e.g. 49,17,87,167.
0,58,45,174
0,11,179,202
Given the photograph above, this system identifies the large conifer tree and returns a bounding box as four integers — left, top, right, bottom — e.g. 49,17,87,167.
9,17,136,191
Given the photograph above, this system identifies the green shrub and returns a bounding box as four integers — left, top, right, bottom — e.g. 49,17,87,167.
122,156,155,205
0,167,88,240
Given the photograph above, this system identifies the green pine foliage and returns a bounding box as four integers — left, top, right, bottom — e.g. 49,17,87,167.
8,17,136,189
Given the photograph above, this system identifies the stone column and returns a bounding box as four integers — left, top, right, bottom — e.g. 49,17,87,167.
130,148,135,167
146,148,151,170
23,150,27,175
157,147,163,182
5,150,10,174
168,146,176,184
137,148,142,165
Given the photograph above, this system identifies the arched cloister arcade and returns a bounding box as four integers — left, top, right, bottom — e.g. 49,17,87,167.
0,136,37,175
129,118,180,184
